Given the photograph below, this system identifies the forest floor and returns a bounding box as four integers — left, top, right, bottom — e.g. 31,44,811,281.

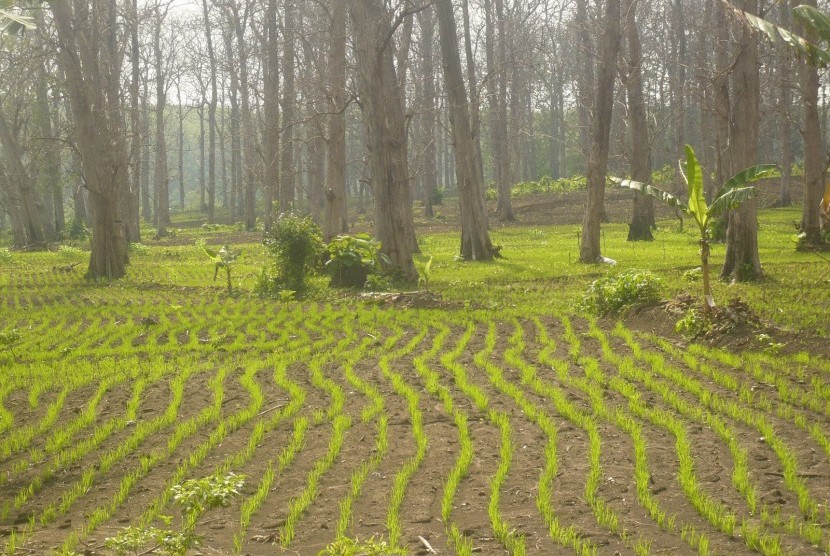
1,183,828,556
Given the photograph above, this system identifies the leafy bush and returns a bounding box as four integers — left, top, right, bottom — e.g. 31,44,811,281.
129,242,150,256
579,269,662,315
431,186,445,205
675,308,710,339
0,247,12,264
64,218,89,241
260,214,323,293
326,234,389,288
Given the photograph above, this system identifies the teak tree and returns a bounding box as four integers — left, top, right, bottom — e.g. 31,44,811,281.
435,0,499,261
49,0,130,280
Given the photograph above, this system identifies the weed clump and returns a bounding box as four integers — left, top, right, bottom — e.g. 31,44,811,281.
326,234,389,289
258,214,323,295
579,269,662,315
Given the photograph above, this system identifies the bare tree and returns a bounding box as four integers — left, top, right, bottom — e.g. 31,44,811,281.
49,0,130,279
721,0,762,281
579,0,621,263
349,0,417,280
623,0,654,241
436,0,499,261
324,0,348,240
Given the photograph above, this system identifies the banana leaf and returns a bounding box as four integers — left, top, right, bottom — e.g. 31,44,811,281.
707,186,759,218
611,178,689,215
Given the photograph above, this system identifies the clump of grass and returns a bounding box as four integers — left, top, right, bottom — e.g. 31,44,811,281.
579,269,662,316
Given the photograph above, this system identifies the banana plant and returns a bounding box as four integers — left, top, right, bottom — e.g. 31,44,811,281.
613,145,776,310
199,241,241,294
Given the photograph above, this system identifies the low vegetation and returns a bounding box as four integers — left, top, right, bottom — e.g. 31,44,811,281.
0,201,827,556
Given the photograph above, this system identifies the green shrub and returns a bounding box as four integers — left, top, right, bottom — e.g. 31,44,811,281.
326,234,389,288
675,308,709,339
259,214,323,294
64,218,89,241
431,186,445,205
0,248,12,264
579,269,662,315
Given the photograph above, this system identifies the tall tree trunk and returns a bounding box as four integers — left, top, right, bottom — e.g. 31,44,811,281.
460,0,485,193
324,0,348,240
624,0,653,241
230,4,257,231
436,0,498,261
198,103,206,211
0,110,49,246
800,0,824,245
349,0,418,280
721,0,762,281
50,0,129,279
127,0,142,240
485,0,512,221
153,8,170,239
713,0,731,189
33,58,59,241
263,0,280,230
775,0,793,208
202,0,218,223
177,84,185,211
575,0,593,173
418,6,438,219
670,0,687,192
141,84,152,222
280,0,297,212
579,0,621,263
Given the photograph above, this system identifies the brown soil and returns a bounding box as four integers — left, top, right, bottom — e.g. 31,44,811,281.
2,306,828,556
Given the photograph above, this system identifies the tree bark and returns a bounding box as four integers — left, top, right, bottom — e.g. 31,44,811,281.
575,0,594,173
152,6,170,239
485,0,512,221
623,0,654,241
324,0,348,241
721,0,762,281
280,0,297,212
263,0,280,230
349,0,418,280
49,0,129,279
417,6,438,219
202,0,218,223
579,0,621,263
776,0,793,208
127,0,142,240
800,0,824,245
436,0,498,261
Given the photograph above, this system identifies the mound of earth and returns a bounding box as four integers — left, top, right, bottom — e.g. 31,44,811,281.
622,293,828,357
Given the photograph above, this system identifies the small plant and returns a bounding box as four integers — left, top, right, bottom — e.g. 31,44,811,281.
579,269,662,315
171,471,245,525
0,328,21,354
105,472,244,555
416,256,433,291
756,333,785,354
675,308,710,340
0,247,12,264
129,243,150,256
615,145,775,310
278,289,296,302
261,214,323,293
326,234,390,288
318,535,407,556
198,240,241,294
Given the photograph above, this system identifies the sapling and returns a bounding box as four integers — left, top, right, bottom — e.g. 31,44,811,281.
198,240,241,294
614,145,775,309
